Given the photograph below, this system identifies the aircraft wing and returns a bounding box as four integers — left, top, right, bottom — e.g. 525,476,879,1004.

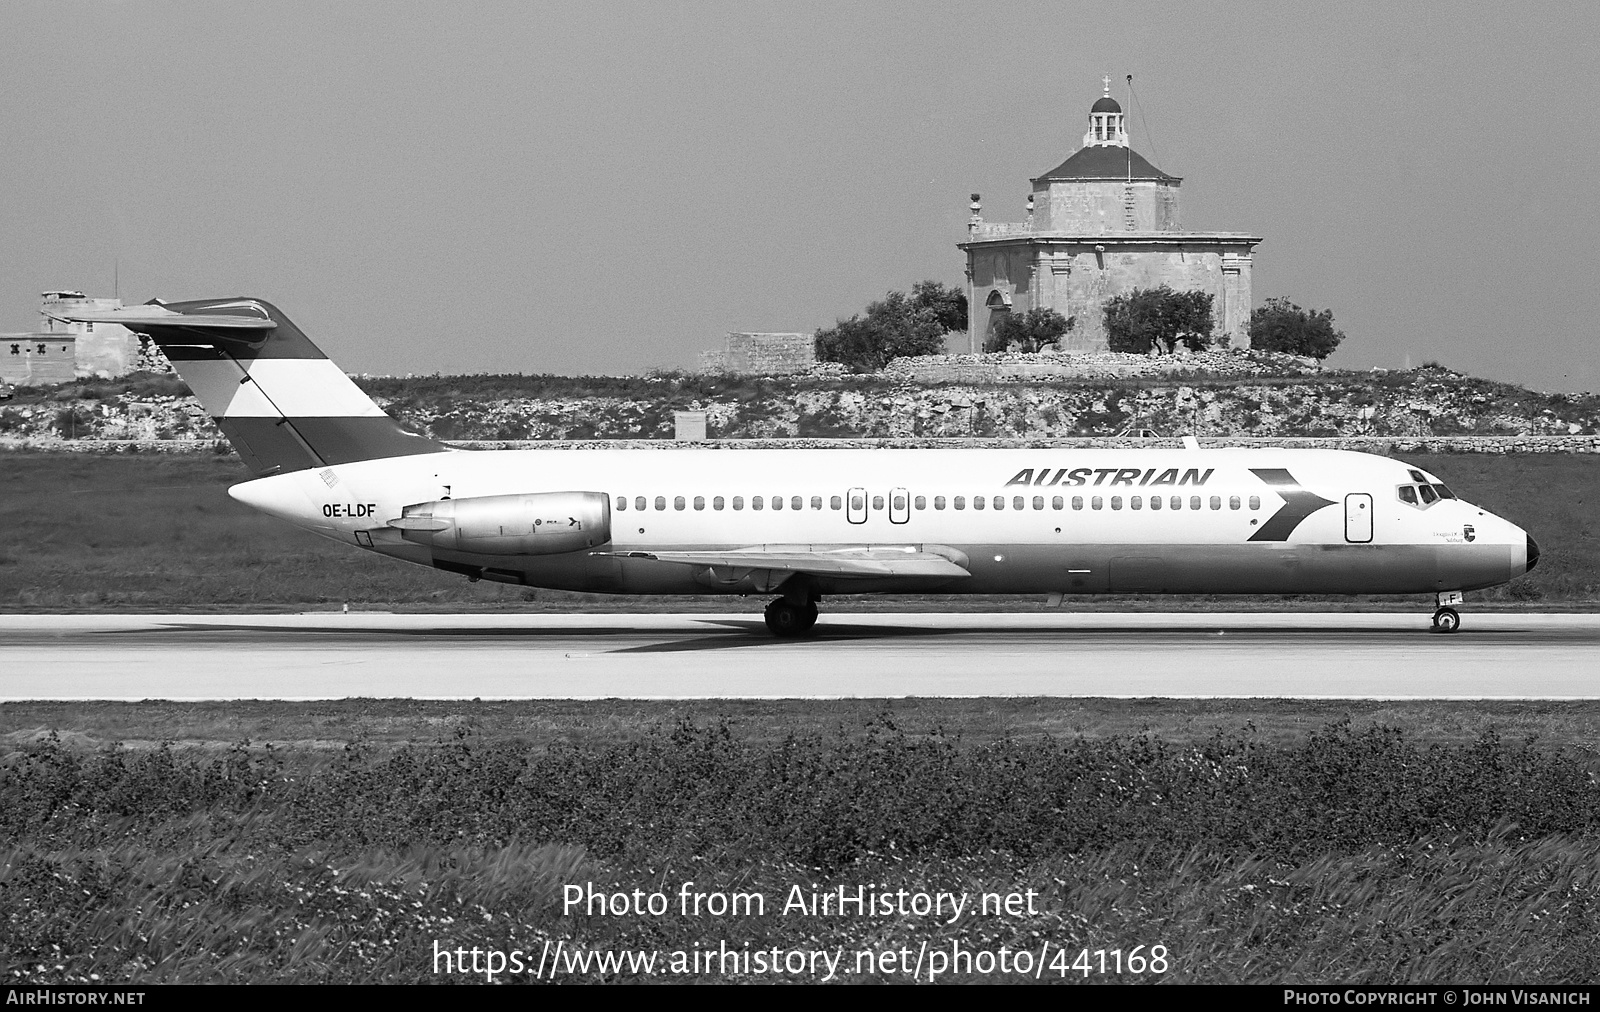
604,544,971,580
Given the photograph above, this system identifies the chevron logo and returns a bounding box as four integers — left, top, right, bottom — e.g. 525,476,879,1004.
1248,468,1336,542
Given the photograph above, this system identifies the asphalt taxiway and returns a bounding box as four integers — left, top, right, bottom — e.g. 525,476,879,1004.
0,611,1596,700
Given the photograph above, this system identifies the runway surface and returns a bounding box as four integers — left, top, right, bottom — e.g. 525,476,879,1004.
0,611,1596,700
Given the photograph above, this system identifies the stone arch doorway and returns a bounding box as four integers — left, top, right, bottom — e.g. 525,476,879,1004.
983,289,1011,352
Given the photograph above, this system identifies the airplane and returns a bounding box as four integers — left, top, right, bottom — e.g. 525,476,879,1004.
51,297,1540,637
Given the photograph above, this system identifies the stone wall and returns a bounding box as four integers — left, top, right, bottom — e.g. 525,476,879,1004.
1,336,77,385
701,332,816,374
9,434,1595,455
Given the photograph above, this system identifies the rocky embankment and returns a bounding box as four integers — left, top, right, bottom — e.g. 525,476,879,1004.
2,354,1597,450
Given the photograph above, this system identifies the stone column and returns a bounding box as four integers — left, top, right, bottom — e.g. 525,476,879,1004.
964,261,976,354
1221,251,1253,349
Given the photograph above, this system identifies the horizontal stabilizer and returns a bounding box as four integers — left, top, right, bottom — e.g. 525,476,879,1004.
602,544,972,580
46,296,451,475
47,308,277,330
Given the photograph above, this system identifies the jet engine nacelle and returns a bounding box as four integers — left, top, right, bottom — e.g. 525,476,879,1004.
389,492,610,555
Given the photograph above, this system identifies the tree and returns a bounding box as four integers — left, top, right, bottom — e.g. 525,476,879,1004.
814,281,968,372
1248,298,1345,360
1103,285,1214,355
985,307,1074,353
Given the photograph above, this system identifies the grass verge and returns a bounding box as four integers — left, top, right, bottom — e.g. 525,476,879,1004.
4,705,1600,983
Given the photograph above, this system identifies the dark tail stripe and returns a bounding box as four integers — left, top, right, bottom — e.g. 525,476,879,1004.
217,417,448,474
132,298,328,360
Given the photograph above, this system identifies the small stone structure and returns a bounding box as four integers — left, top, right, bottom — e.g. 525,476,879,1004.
0,333,77,385
960,79,1261,354
0,291,155,385
701,332,816,374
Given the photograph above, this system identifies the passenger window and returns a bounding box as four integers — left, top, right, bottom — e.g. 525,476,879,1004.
994,496,1006,510
830,496,841,510
872,495,884,510
635,497,646,511
714,496,725,510
753,496,764,510
654,496,666,511
1249,496,1260,510
616,496,627,510
1150,496,1162,510
914,495,926,510
1189,496,1200,510
1111,496,1123,510
850,495,864,511
1418,485,1438,504
792,497,803,511
1170,496,1181,510
1091,496,1102,510
733,496,744,510
934,496,946,510
892,494,906,511
772,496,783,511
954,496,966,510
1072,496,1083,510
1051,496,1063,510
1131,496,1142,510
1013,496,1025,510
973,496,985,510
811,496,822,509
1210,496,1221,510
1398,486,1418,505
674,496,685,510
693,496,705,511
1229,496,1240,510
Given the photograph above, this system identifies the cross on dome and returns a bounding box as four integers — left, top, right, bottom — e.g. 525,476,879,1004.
1084,77,1126,147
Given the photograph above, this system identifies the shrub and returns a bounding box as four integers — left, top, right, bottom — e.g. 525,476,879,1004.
1249,297,1345,360
1104,286,1214,354
985,307,1074,353
814,282,968,373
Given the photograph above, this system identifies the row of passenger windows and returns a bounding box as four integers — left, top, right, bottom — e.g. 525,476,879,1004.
616,494,1263,512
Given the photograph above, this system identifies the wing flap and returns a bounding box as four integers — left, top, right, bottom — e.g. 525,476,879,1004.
603,544,971,580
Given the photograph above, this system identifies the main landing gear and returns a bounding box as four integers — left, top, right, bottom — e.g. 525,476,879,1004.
763,596,820,638
1431,590,1464,634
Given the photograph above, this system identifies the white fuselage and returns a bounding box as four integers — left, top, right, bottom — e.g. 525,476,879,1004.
229,446,1534,599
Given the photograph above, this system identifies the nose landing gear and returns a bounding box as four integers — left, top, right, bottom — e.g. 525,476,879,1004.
1431,590,1464,634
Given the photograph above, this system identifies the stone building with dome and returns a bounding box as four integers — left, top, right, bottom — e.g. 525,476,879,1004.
959,80,1262,353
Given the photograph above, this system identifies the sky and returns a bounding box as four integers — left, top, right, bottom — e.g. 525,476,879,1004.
2,1,1596,391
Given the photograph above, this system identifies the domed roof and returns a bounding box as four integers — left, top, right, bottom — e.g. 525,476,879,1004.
1035,144,1179,183
1090,95,1122,114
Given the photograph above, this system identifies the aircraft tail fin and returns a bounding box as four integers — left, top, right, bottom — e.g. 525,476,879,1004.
50,297,451,476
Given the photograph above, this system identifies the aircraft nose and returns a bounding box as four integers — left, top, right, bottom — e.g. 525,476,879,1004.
1526,533,1540,573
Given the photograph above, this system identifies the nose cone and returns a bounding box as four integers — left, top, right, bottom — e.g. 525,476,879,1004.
1526,533,1540,573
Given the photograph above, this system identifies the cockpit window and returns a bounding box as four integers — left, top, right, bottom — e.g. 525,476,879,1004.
1434,484,1456,500
1397,485,1418,505
1418,484,1438,505
1408,469,1427,483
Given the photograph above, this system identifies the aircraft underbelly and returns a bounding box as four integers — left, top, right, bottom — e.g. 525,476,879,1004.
450,541,1517,596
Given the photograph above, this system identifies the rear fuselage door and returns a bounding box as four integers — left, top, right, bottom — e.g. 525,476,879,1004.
847,486,867,524
889,487,909,524
1345,493,1373,543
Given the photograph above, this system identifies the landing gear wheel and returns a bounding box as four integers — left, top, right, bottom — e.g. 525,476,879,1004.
764,599,819,638
1431,607,1461,634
